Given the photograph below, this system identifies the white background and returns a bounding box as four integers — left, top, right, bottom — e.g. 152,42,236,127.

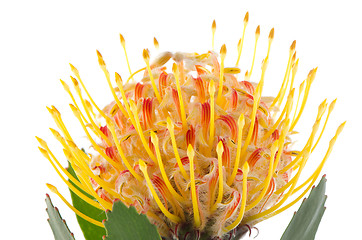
1,0,361,239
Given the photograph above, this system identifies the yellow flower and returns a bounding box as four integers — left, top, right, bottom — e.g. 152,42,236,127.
38,12,344,239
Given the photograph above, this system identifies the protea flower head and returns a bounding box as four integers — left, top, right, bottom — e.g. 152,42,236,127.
38,12,345,240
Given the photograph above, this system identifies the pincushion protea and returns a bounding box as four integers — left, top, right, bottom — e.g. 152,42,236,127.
38,12,344,240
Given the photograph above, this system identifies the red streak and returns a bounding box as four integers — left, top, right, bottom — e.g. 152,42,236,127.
135,83,144,102
231,88,238,109
159,72,168,98
172,88,182,122
247,148,262,168
218,115,238,141
240,81,255,94
186,125,196,148
201,102,210,136
194,77,206,103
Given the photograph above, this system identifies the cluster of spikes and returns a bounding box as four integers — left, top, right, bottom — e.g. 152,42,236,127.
38,12,345,240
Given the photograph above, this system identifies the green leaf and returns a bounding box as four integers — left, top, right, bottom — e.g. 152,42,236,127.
67,162,106,240
45,194,76,240
281,175,327,240
104,200,161,240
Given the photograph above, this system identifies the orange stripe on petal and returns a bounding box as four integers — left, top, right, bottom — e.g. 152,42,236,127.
235,168,244,182
142,98,154,129
105,146,117,161
159,72,168,98
181,156,189,166
172,88,182,121
201,102,210,132
186,125,196,148
97,188,113,203
231,88,238,109
241,81,255,94
174,156,189,168
100,125,110,139
195,65,210,76
194,77,206,103
218,137,231,169
218,115,238,141
135,83,145,103
152,175,170,210
247,148,262,168
272,129,279,141
246,97,254,108
222,191,241,222
252,117,259,145
114,110,126,130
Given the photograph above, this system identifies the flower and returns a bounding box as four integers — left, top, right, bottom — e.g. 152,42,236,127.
38,12,344,240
